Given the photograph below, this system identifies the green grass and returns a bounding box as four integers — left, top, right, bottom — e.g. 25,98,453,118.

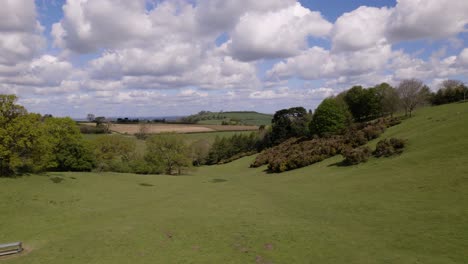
196,111,272,126
1,103,467,263
83,131,254,149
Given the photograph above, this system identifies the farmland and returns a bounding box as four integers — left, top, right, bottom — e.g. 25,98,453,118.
182,111,273,126
1,103,467,263
81,122,259,135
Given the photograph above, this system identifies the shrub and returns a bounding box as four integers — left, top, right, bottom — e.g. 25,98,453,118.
79,125,109,134
343,129,368,148
252,137,345,173
207,132,259,165
373,138,405,157
342,147,371,165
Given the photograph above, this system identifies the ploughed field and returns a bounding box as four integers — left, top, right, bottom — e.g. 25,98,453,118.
81,122,259,134
1,103,467,263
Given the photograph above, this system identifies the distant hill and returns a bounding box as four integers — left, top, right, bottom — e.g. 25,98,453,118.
180,111,273,126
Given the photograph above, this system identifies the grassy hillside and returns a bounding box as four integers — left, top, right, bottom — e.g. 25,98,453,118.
1,103,467,263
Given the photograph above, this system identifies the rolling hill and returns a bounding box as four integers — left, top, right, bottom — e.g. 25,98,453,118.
0,103,467,263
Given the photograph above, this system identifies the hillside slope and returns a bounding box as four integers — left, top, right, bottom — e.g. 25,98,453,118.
0,103,467,264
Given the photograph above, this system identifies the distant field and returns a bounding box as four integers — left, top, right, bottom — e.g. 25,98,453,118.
197,111,273,126
81,123,258,135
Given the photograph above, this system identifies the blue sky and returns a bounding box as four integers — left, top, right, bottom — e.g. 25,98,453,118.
1,0,467,117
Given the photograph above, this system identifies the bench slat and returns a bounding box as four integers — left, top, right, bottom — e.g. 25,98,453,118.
0,242,21,248
0,249,21,257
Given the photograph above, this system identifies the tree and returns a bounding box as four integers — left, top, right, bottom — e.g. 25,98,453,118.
145,134,191,175
432,80,467,105
135,122,151,140
94,116,111,133
0,94,27,124
271,107,311,144
374,83,400,117
397,79,428,117
344,86,382,121
87,113,95,122
92,135,136,171
44,117,95,171
191,139,211,166
0,95,52,176
310,97,350,136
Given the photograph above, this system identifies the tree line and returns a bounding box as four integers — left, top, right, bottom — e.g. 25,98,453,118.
0,95,192,176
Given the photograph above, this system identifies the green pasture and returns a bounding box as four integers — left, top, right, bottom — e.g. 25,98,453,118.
1,103,467,263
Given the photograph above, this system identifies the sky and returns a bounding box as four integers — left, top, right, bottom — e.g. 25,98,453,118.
1,0,467,118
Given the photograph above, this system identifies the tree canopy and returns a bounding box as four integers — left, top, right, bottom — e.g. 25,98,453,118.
310,97,350,136
271,107,311,144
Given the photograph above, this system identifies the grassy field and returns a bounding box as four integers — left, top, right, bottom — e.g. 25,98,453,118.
83,131,254,146
82,131,255,157
1,103,467,263
196,111,273,126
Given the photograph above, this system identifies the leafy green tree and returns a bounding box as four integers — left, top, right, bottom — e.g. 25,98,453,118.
0,94,27,124
44,117,95,171
344,86,382,121
92,135,136,171
374,83,400,117
0,95,52,175
310,98,350,136
431,80,467,105
145,134,191,175
271,107,311,144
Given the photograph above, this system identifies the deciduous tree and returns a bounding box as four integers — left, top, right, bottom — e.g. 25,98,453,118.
397,79,428,117
310,98,350,136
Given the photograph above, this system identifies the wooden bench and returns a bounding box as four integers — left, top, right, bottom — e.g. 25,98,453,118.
0,242,23,256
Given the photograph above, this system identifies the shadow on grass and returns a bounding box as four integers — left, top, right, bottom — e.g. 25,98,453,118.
327,160,349,167
50,177,65,183
211,179,228,183
139,183,154,187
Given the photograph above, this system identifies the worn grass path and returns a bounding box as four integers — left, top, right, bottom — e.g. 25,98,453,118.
1,103,467,263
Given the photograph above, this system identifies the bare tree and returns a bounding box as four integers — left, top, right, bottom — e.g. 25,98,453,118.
87,113,95,122
397,79,428,117
440,79,463,90
135,122,151,139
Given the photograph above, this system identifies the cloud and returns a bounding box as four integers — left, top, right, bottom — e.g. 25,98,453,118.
0,0,45,66
0,0,37,32
331,0,468,51
249,86,335,101
332,6,391,52
458,48,468,67
195,0,296,36
52,0,197,54
228,3,332,61
267,43,392,81
387,0,468,42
